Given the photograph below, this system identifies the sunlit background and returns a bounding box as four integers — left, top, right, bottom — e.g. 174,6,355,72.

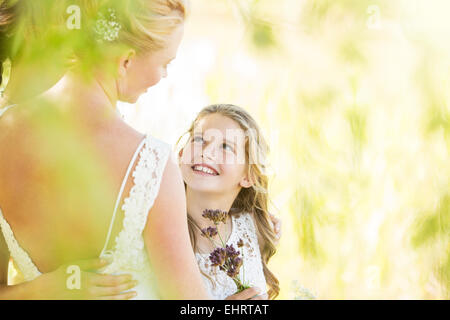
118,0,449,299
5,0,450,299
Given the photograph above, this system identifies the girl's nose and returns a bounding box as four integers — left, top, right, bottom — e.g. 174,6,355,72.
201,143,216,161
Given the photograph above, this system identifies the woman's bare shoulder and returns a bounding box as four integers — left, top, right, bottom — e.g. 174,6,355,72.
107,116,146,151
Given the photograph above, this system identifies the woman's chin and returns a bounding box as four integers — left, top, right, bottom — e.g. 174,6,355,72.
118,97,138,104
127,95,140,104
118,92,142,104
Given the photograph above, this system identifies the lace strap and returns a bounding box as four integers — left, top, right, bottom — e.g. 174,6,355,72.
102,135,172,271
100,137,147,257
0,208,41,281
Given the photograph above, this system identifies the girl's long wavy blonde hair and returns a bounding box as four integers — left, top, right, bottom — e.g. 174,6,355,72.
179,104,280,299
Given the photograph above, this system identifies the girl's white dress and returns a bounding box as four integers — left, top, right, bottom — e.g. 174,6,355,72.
0,105,172,299
195,212,268,300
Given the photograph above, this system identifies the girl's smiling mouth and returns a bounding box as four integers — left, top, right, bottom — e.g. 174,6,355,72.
191,164,220,176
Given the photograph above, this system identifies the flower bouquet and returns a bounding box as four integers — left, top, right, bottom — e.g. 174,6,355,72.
200,209,250,293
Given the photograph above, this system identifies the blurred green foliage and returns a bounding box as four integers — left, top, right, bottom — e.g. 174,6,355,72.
199,0,450,299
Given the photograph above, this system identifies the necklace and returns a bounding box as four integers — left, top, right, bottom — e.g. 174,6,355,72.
0,93,17,115
0,92,16,109
0,103,17,117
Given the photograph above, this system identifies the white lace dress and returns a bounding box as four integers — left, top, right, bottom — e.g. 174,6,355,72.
0,105,172,299
196,213,268,300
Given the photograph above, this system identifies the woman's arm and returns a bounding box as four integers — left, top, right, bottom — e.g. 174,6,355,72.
0,279,38,300
0,231,137,300
143,153,211,299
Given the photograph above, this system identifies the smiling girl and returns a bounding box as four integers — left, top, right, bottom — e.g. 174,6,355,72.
178,104,280,300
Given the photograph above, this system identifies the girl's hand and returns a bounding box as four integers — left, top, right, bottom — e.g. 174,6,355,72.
269,213,282,245
33,258,138,300
225,287,268,300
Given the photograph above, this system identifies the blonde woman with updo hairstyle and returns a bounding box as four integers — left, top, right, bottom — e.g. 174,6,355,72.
0,0,212,299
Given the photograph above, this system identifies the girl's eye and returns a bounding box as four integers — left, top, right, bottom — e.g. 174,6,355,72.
222,143,234,152
193,136,204,143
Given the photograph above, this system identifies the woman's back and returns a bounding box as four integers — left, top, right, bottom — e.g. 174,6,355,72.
0,98,145,274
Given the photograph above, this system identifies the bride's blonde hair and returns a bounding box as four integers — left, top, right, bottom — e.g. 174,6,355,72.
0,0,188,86
178,104,280,299
80,0,187,52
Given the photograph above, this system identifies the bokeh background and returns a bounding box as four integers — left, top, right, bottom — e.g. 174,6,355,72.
119,0,449,299
4,0,450,299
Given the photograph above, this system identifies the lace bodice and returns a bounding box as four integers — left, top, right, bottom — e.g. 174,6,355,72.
0,210,42,282
195,213,268,300
97,135,172,299
0,105,172,298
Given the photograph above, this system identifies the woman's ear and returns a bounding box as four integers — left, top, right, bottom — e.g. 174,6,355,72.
118,49,136,77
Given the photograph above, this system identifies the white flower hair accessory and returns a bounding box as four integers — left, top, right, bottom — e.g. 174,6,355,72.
94,8,122,42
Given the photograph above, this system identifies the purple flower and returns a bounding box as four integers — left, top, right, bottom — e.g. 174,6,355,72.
221,245,243,278
201,226,218,238
227,266,239,278
203,209,249,293
209,247,226,267
233,257,243,268
227,257,243,278
225,244,240,259
202,209,228,225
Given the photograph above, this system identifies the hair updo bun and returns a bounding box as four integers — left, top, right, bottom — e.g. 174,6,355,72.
80,0,187,52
